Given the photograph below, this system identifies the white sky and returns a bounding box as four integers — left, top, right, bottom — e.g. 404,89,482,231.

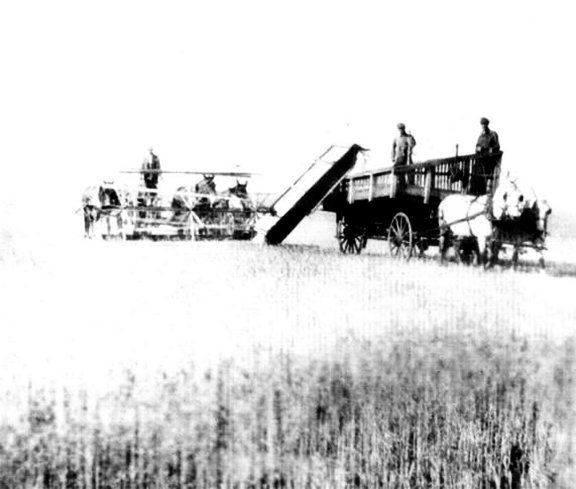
1,0,575,227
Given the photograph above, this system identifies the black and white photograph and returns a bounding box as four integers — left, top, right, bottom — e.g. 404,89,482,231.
0,1,575,487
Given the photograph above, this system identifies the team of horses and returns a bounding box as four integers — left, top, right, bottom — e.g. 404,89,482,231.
82,176,254,240
438,176,552,267
172,175,254,238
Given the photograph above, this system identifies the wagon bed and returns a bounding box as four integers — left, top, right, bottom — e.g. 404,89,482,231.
322,152,503,257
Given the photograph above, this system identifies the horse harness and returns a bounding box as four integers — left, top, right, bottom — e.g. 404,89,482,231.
441,195,492,235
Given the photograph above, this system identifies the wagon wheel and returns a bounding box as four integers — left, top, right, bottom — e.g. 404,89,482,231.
337,218,365,254
387,212,413,259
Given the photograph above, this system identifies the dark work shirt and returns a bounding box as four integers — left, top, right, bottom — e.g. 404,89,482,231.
476,130,500,155
143,153,161,189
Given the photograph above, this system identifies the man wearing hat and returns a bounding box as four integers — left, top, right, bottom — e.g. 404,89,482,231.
475,118,500,156
392,123,416,167
473,118,500,194
142,147,161,190
139,148,161,218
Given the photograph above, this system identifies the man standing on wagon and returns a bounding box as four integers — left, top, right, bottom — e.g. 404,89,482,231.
392,123,416,184
474,118,501,193
475,118,500,156
392,123,416,167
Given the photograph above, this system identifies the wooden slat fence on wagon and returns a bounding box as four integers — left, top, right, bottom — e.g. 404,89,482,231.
345,153,502,205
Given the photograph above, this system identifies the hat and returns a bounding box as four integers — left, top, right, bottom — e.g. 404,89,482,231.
480,117,489,125
397,123,405,130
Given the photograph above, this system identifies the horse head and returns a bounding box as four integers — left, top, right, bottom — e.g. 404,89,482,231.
533,199,552,235
229,180,249,199
195,174,216,195
492,177,527,220
98,183,121,208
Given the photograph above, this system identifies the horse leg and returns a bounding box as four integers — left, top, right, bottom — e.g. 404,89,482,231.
512,244,520,270
90,211,97,238
83,208,91,238
454,238,462,264
89,210,96,238
105,214,111,239
456,237,473,265
489,240,500,267
117,211,125,240
85,207,98,238
438,215,451,263
439,229,449,263
477,236,486,267
538,250,546,269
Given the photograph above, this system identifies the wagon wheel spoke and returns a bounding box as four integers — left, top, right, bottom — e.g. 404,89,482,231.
387,212,413,260
352,235,362,253
348,240,356,253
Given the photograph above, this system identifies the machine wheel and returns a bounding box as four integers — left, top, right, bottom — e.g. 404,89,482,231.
388,212,414,259
337,218,365,254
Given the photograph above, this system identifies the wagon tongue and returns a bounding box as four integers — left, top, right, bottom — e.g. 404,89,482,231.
264,144,365,245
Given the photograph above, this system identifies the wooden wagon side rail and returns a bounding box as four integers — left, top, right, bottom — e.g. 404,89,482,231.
345,152,502,204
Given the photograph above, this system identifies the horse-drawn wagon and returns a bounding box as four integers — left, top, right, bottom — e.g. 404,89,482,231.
323,150,552,268
323,152,503,259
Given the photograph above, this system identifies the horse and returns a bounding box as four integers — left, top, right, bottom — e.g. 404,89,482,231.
195,174,217,195
225,180,252,210
438,177,527,266
81,183,124,239
492,198,552,268
97,184,124,239
210,180,253,239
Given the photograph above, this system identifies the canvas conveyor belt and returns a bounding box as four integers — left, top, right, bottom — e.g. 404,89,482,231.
265,144,365,245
